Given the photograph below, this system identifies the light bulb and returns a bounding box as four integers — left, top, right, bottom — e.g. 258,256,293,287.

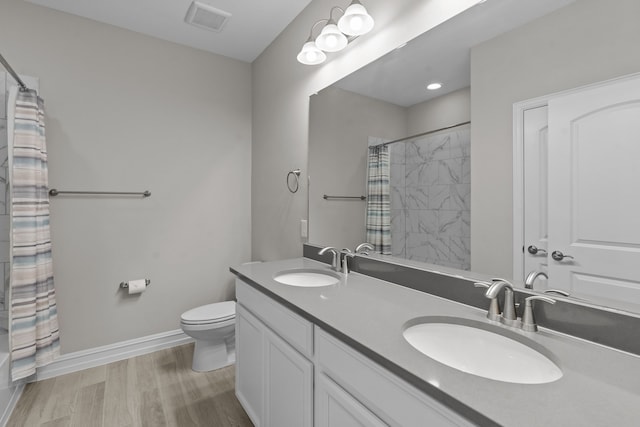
297,40,326,65
349,16,363,31
306,51,317,62
338,1,374,36
315,22,348,52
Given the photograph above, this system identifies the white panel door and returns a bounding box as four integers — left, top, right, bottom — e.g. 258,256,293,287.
523,105,550,288
547,75,640,309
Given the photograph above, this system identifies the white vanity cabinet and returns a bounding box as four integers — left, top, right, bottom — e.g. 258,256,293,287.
235,279,314,427
235,278,474,427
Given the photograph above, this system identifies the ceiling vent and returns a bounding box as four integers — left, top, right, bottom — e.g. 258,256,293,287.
185,1,231,33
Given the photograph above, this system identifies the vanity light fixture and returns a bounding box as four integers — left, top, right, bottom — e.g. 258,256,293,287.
297,1,374,65
427,82,443,90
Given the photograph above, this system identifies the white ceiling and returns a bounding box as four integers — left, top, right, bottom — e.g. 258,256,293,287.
24,0,313,62
334,0,576,107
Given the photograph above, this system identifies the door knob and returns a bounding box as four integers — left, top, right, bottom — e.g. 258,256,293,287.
527,245,548,256
551,250,574,261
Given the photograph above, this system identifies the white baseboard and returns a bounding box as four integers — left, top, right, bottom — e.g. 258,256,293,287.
36,329,194,381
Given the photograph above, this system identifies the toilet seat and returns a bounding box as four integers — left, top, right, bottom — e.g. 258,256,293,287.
181,301,236,325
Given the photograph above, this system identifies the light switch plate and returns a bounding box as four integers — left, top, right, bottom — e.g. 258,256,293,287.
300,219,308,238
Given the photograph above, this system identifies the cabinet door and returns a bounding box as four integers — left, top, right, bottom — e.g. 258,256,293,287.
316,373,387,427
236,304,264,427
264,327,313,427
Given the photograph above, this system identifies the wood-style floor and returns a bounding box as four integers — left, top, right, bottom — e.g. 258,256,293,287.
7,343,253,427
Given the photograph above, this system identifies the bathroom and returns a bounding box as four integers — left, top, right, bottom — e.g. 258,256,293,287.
1,0,639,425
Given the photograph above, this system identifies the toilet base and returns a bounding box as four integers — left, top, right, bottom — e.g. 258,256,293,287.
192,336,236,372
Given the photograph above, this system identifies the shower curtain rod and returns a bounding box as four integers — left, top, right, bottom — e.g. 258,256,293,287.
371,121,471,148
0,52,28,92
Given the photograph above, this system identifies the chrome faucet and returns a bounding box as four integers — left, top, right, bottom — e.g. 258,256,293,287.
522,296,556,332
355,242,374,255
524,270,548,289
485,278,519,327
474,281,501,322
318,247,339,271
341,248,356,274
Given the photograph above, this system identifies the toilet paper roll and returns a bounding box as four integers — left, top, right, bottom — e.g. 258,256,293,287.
127,279,147,295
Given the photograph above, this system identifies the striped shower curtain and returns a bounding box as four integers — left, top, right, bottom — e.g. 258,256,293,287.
365,145,391,255
9,88,59,381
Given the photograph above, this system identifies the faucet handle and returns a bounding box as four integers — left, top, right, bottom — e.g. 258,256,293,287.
474,282,501,321
522,296,556,332
490,277,514,284
355,242,374,254
473,281,490,288
544,289,570,297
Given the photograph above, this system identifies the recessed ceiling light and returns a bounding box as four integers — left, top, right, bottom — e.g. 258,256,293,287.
427,83,442,90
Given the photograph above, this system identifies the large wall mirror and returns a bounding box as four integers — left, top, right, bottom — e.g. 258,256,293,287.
308,0,640,313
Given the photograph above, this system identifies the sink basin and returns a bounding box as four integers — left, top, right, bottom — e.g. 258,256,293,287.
403,321,562,384
274,269,340,287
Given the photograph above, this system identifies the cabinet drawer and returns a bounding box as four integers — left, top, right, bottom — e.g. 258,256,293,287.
236,278,314,358
315,328,473,427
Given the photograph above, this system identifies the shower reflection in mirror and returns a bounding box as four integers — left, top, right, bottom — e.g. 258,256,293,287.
367,123,471,269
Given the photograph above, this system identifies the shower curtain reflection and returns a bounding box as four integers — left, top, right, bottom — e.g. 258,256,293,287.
365,144,391,255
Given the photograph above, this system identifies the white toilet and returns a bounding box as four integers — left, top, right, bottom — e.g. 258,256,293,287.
180,301,236,372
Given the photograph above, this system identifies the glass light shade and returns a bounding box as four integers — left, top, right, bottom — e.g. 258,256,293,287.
337,2,374,36
315,23,348,52
297,41,327,65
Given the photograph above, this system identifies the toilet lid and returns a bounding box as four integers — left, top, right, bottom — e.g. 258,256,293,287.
181,301,236,324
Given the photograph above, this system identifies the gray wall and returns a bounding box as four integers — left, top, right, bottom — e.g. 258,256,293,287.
251,0,479,262
0,0,252,353
407,87,470,136
308,87,407,249
470,0,640,277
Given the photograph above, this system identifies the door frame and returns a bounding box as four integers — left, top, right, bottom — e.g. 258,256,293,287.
512,72,640,282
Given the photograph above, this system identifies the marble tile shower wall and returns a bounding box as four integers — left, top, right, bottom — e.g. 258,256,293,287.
390,126,471,270
0,72,10,312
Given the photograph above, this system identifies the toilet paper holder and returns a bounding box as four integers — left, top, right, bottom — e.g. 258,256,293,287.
120,279,151,289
